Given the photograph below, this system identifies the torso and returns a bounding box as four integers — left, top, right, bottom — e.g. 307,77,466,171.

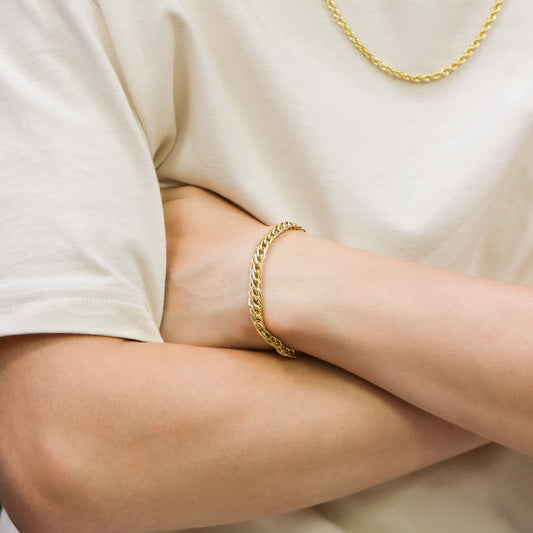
98,1,533,530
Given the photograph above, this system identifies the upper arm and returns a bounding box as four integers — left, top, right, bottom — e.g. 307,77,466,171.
0,4,168,524
0,0,166,343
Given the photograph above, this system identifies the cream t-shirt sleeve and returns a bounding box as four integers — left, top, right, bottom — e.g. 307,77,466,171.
0,0,166,342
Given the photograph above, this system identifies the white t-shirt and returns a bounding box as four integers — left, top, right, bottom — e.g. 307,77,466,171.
1,0,533,531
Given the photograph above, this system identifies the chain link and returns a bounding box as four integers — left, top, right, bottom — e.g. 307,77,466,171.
249,222,305,358
324,0,505,83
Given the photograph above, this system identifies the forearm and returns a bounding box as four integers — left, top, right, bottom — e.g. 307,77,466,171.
0,334,483,533
266,231,533,454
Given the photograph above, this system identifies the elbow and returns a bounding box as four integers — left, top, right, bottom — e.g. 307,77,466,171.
0,422,102,533
0,334,133,532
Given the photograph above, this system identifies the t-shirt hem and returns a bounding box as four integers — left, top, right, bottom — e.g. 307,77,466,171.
0,286,163,343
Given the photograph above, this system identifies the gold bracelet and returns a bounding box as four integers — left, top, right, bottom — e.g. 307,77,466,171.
248,222,306,358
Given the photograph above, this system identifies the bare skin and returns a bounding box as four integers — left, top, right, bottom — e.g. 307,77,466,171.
0,335,483,533
161,186,533,455
0,186,485,532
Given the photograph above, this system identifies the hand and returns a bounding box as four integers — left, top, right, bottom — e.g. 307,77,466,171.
160,186,270,349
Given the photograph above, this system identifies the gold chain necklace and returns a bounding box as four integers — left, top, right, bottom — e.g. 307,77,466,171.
324,0,505,83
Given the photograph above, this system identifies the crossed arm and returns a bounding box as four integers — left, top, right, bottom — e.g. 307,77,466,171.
4,185,532,532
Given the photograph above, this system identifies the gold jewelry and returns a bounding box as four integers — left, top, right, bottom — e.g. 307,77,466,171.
249,222,306,358
324,0,505,83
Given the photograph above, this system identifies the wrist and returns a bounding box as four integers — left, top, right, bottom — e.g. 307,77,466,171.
258,231,345,358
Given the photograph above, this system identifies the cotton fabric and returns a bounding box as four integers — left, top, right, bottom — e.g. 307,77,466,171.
1,0,533,531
